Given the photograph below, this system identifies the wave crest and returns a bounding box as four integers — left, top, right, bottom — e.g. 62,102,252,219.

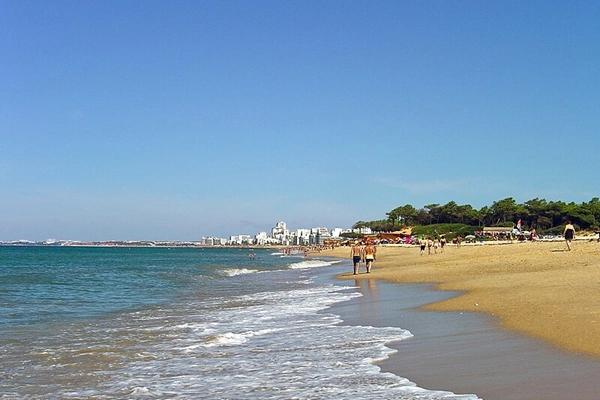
288,259,341,269
220,268,257,276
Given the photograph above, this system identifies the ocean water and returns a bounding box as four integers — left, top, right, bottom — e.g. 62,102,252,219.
0,246,479,399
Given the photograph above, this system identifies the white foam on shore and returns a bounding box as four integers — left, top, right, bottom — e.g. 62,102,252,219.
99,282,479,399
2,255,482,400
219,267,258,276
288,259,340,269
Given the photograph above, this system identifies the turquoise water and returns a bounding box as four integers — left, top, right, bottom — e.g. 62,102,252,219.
0,246,479,399
1,246,290,328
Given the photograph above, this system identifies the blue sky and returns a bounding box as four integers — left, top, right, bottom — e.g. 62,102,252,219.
2,1,599,241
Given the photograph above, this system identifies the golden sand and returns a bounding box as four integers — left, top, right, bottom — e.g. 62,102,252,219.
321,239,600,359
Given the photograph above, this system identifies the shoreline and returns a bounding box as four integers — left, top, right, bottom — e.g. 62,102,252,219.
329,278,600,400
320,240,600,359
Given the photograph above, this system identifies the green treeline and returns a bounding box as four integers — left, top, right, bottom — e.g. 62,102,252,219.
354,197,600,234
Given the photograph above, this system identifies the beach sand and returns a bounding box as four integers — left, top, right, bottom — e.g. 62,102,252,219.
320,239,600,399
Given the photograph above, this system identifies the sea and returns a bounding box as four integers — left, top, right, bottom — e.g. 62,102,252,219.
0,246,480,400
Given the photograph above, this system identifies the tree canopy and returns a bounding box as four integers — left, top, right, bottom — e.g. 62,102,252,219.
355,197,600,234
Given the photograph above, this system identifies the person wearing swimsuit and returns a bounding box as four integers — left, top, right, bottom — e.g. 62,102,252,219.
351,242,364,275
564,221,575,251
364,242,376,273
419,237,426,256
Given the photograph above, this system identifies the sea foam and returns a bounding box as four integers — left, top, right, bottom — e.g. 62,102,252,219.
219,267,258,276
288,259,340,269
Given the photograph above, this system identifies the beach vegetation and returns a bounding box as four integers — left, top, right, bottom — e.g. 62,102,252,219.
386,204,418,226
353,219,397,233
357,197,600,236
411,224,480,239
339,232,365,239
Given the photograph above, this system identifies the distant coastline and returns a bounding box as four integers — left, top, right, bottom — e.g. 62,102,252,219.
0,241,286,248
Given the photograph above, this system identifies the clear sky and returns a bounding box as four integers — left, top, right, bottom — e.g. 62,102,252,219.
2,1,599,241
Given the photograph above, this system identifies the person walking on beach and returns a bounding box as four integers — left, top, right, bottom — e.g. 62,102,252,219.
564,221,575,251
351,242,364,275
419,236,427,256
364,242,376,273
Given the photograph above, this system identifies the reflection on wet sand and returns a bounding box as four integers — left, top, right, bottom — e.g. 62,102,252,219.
355,278,381,322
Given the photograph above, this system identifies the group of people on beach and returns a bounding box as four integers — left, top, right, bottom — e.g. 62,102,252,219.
418,236,447,255
350,241,376,274
280,245,336,257
344,221,584,276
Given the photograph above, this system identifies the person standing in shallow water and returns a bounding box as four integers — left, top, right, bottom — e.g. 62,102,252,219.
351,242,364,275
564,221,575,251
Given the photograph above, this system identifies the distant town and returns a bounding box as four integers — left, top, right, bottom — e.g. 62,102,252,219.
0,221,372,247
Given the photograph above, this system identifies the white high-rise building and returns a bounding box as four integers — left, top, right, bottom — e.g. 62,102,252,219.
293,229,311,246
270,221,290,243
229,235,252,245
330,228,344,238
255,232,268,245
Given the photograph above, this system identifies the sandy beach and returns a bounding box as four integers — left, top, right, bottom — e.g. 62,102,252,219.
322,239,600,358
319,239,600,399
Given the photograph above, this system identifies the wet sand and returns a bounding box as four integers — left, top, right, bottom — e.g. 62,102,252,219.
320,240,600,399
331,279,600,400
